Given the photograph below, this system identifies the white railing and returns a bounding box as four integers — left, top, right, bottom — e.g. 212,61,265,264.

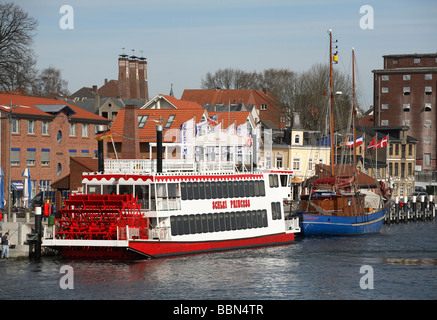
149,226,171,240
285,216,300,232
103,159,237,174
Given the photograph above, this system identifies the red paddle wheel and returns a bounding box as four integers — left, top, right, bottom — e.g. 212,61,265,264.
56,194,149,241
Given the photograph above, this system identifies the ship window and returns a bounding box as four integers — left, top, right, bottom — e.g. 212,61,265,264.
119,185,133,195
233,181,240,198
243,181,250,197
88,184,102,195
224,212,230,230
204,181,211,199
189,215,196,234
271,202,281,220
222,181,228,198
170,216,178,236
219,213,225,231
135,185,150,210
213,214,220,232
207,213,214,232
192,182,199,200
211,181,217,199
258,180,266,196
280,175,288,187
201,214,208,232
230,212,236,230
239,180,245,197
195,214,202,233
186,182,193,200
216,181,223,198
262,210,268,227
198,182,205,199
176,216,183,235
180,182,187,200
269,174,279,188
183,215,190,235
249,181,255,197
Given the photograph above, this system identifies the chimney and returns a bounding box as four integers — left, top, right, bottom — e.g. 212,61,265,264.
121,105,140,159
92,85,98,93
138,57,149,101
118,54,130,98
129,55,140,99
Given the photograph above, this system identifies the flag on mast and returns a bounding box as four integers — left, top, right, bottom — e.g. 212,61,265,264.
367,136,376,149
376,135,388,149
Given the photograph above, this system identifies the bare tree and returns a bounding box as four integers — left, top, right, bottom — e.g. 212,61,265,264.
0,2,38,92
32,66,70,96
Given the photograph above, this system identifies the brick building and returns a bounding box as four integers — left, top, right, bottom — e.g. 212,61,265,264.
372,53,437,191
0,94,109,212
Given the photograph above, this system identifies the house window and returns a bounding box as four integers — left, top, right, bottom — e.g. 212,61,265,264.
11,119,19,133
82,123,89,137
381,87,389,93
381,120,389,126
164,115,175,129
425,103,432,111
381,75,389,81
261,104,267,110
294,134,300,144
403,104,410,111
57,130,62,143
408,163,412,176
425,86,432,95
394,163,399,176
424,136,431,145
414,58,420,64
308,158,314,171
389,163,393,176
276,156,283,169
424,120,431,128
27,120,35,134
292,158,301,171
381,104,389,109
11,148,20,165
425,74,432,80
138,115,148,128
408,144,413,156
402,120,410,126
41,121,49,135
424,153,431,166
41,149,50,166
69,123,76,136
27,148,36,166
57,163,62,176
403,87,410,95
403,74,410,81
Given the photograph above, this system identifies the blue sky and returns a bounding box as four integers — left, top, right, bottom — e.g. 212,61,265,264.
16,0,437,109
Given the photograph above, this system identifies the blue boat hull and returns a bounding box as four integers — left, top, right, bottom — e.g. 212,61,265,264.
298,203,389,236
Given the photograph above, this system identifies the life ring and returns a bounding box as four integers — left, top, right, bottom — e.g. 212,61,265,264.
159,228,165,239
323,198,329,201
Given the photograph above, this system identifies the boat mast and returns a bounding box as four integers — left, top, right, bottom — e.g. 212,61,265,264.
329,29,335,186
352,48,358,193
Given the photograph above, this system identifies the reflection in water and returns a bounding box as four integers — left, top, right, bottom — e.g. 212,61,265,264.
1,220,436,300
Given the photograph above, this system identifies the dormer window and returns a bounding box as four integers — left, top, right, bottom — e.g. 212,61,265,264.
294,134,300,144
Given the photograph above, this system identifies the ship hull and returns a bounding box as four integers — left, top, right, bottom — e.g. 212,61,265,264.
53,232,295,259
298,204,388,236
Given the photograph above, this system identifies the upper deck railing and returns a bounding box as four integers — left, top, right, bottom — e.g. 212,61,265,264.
103,159,239,174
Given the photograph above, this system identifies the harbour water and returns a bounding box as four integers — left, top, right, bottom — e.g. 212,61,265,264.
0,220,436,301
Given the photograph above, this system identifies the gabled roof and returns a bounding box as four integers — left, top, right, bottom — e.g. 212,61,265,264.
142,94,203,110
0,94,109,123
208,110,253,129
110,108,208,143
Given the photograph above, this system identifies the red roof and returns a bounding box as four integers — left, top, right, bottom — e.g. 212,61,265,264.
110,108,208,142
0,94,108,122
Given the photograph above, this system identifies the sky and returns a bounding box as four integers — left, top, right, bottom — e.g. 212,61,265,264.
14,0,437,110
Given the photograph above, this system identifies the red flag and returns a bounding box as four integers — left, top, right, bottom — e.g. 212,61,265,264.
367,137,376,150
376,135,388,149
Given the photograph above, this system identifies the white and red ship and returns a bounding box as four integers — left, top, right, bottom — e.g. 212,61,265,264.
42,160,300,259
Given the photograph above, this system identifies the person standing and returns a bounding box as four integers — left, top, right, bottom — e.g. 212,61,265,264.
1,232,9,259
0,211,3,230
43,199,52,221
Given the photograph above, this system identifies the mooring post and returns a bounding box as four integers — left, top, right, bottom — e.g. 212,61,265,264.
395,197,400,223
412,196,417,222
403,196,408,222
430,195,435,219
34,206,42,260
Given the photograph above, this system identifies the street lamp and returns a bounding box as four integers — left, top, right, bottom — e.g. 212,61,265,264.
0,101,30,222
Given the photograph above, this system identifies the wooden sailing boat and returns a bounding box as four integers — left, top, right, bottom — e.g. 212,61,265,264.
297,30,392,236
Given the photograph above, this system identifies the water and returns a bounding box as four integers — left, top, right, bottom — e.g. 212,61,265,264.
1,220,436,300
